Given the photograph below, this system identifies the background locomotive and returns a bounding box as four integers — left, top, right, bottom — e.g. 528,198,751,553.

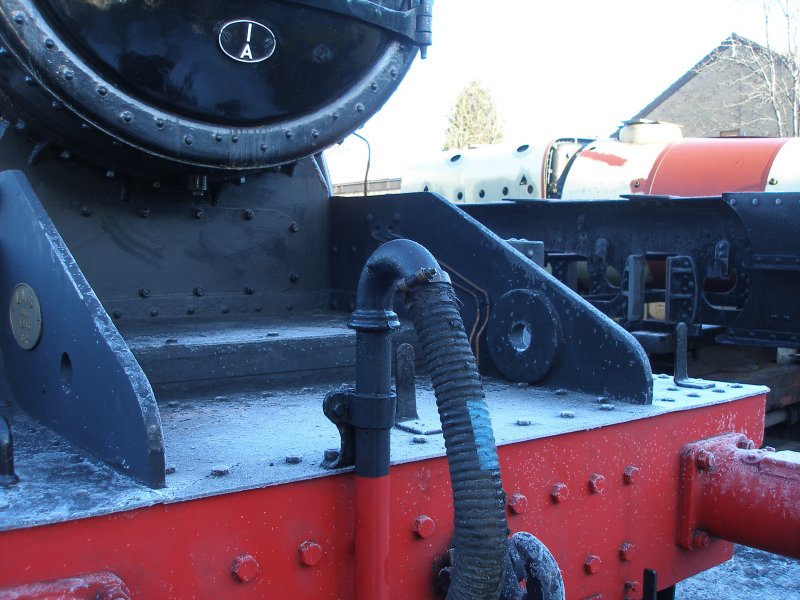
0,2,798,600
402,124,800,442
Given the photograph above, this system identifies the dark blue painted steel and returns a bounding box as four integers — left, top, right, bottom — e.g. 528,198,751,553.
0,171,165,488
329,193,654,404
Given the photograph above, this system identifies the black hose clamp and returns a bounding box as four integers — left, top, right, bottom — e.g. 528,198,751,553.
396,267,451,294
348,308,401,332
321,387,397,469
347,391,397,430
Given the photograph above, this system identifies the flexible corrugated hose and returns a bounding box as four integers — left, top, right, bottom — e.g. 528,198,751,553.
405,283,508,600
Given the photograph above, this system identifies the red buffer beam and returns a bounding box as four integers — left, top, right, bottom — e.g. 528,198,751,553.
0,388,768,599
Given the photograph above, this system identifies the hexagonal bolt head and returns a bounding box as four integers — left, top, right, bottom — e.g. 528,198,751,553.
298,541,323,566
589,474,605,494
508,492,528,514
696,450,716,471
230,554,260,583
623,465,639,484
413,515,436,538
737,437,756,450
584,554,602,574
691,530,711,549
618,542,635,562
624,580,639,591
550,482,569,503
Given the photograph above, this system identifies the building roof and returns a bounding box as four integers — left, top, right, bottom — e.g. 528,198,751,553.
631,33,768,121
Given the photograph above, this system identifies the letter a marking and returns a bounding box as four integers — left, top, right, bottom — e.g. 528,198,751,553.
240,22,253,60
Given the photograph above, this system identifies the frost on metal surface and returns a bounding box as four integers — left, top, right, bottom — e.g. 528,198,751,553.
776,450,800,464
679,545,800,600
0,405,159,530
1,372,766,531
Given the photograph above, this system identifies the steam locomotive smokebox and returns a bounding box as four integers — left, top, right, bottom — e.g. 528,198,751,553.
0,0,426,175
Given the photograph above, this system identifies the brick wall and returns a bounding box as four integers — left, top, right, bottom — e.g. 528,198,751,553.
639,46,792,137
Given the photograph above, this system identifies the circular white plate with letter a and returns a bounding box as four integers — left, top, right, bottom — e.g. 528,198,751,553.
218,20,277,63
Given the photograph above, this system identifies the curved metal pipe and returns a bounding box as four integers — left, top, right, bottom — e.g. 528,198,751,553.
350,239,508,600
352,237,447,318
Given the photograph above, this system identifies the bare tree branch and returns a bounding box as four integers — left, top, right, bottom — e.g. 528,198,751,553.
701,1,800,136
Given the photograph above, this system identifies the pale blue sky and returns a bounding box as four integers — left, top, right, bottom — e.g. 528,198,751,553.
327,0,773,182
